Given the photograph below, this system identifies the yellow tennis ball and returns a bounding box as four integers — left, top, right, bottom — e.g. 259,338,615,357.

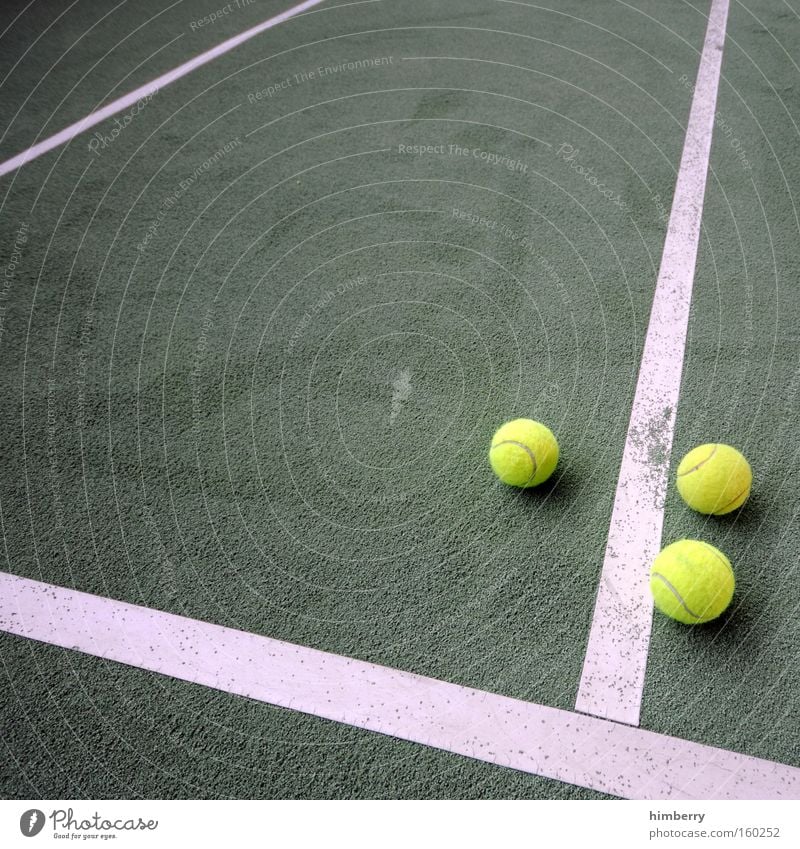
650,539,735,625
676,443,752,515
489,418,559,487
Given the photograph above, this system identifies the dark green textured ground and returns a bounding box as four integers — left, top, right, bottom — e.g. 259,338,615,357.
1,0,798,798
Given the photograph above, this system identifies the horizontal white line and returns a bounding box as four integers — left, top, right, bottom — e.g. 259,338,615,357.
1,571,797,799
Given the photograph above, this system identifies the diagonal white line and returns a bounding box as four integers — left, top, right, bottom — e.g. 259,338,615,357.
575,0,731,726
1,571,799,799
0,0,326,178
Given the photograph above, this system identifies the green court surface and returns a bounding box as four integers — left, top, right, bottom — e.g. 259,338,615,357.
1,0,799,798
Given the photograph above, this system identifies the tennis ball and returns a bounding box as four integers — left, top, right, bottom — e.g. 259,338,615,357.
650,539,735,625
676,443,752,515
489,418,559,487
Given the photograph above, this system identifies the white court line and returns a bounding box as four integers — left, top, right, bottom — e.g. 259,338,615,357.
0,0,326,178
1,571,799,799
575,0,730,726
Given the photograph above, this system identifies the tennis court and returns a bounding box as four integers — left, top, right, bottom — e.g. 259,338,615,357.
1,0,799,800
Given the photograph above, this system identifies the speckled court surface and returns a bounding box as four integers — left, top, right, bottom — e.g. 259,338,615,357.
1,0,798,799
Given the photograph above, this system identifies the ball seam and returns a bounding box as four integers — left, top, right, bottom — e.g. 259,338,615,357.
490,439,538,481
695,541,735,578
651,571,702,620
677,443,718,477
712,484,750,514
